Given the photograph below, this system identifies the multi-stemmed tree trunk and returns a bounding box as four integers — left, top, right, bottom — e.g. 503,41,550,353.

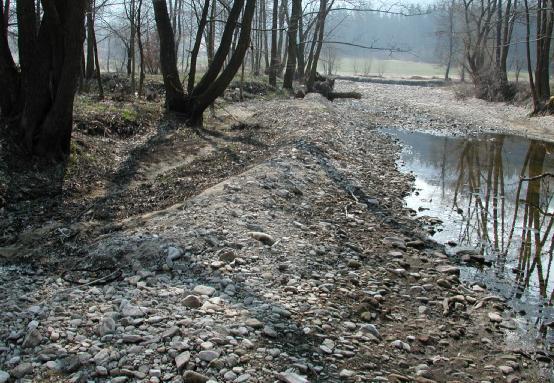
306,0,327,90
0,0,86,161
152,0,256,125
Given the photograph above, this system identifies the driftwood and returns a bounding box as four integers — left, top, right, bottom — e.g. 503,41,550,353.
328,91,362,101
300,73,362,101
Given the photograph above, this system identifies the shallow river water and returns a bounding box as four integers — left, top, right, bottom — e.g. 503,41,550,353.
383,128,554,351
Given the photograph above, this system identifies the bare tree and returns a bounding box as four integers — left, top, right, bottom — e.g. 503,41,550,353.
153,0,256,125
269,0,278,86
283,0,300,89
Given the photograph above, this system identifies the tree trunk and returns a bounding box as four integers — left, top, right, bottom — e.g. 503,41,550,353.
85,0,95,80
523,0,539,112
152,0,188,110
1,0,9,39
306,0,326,90
189,0,256,119
297,2,305,81
276,0,286,70
207,0,216,65
17,0,87,160
0,0,20,117
283,0,300,89
269,0,278,86
137,0,145,97
93,21,104,99
534,0,553,104
130,0,137,94
191,0,245,97
187,0,210,93
499,0,516,82
262,0,270,71
153,0,256,125
444,0,454,81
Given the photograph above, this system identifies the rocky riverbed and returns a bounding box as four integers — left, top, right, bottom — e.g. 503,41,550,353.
1,83,553,382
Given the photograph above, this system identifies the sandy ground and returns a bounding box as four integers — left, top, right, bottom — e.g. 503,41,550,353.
337,80,554,142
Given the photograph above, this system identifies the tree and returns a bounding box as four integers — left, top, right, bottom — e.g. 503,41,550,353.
283,0,300,89
269,0,278,86
153,0,256,125
523,0,553,113
0,0,87,161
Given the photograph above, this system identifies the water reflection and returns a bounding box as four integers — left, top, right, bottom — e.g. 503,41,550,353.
385,129,554,343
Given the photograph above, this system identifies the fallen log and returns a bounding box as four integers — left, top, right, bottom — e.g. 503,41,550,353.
328,91,362,100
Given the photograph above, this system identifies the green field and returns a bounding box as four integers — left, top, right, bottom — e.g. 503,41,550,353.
326,57,450,78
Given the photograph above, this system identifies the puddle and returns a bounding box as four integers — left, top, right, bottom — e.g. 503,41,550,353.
383,128,554,352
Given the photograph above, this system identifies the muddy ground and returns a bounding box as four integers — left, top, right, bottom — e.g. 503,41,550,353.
0,81,553,382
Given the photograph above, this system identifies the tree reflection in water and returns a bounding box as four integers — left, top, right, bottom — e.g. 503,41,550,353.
451,137,553,303
388,128,554,315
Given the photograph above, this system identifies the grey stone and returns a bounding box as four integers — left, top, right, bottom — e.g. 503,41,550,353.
277,372,309,383
175,351,191,370
97,316,116,336
248,231,275,245
183,295,203,308
263,326,278,338
391,340,411,352
0,370,9,383
193,285,216,296
359,324,381,340
245,318,263,329
183,370,210,383
11,363,33,378
22,329,42,348
120,300,145,317
488,312,502,323
198,350,219,362
234,374,251,383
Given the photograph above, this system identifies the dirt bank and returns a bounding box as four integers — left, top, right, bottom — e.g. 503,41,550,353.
0,85,552,382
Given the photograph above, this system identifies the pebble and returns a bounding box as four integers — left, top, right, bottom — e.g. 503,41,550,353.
0,371,9,383
11,363,33,378
391,340,411,352
21,329,42,348
97,316,116,336
277,372,309,383
360,324,381,339
488,312,503,323
183,370,210,383
183,295,203,308
248,232,275,245
193,285,216,296
198,350,220,362
120,300,145,317
263,326,278,338
175,351,191,370
245,318,263,329
498,365,515,374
